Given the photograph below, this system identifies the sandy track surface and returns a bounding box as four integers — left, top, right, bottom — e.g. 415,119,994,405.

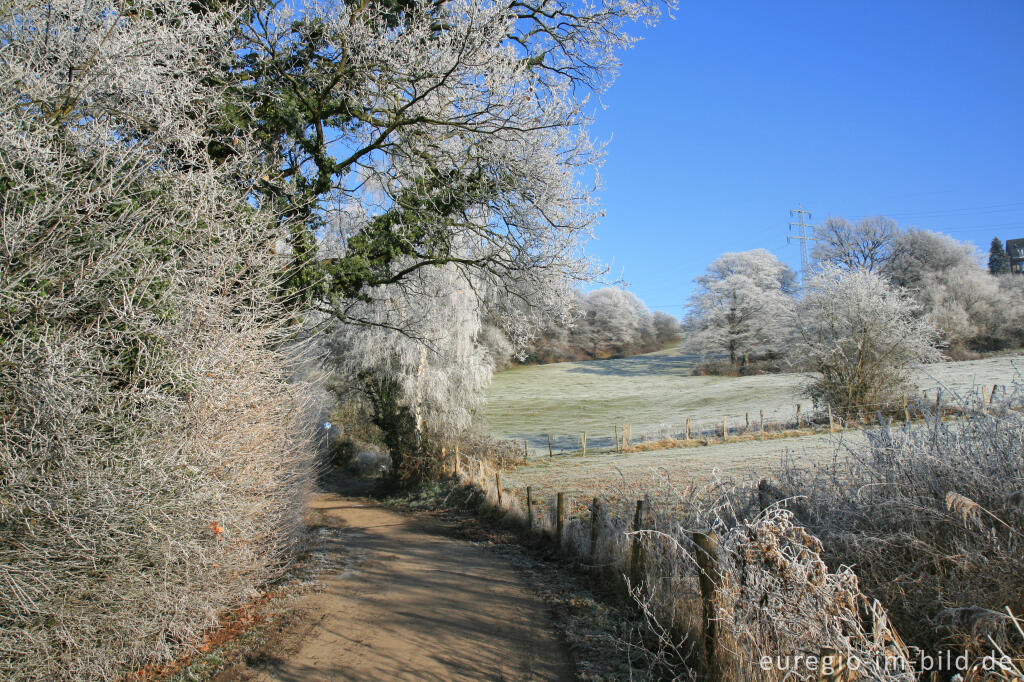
224,493,573,681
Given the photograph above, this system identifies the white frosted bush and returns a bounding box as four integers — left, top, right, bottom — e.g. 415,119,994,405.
0,1,317,677
793,267,940,416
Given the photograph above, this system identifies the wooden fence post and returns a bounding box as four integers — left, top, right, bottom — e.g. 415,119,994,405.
760,410,765,440
935,389,942,418
903,398,910,424
495,472,502,505
547,433,553,457
828,404,835,431
692,531,720,672
454,445,460,476
614,425,619,453
757,479,772,511
555,492,566,550
629,499,645,590
991,384,999,405
685,417,691,441
582,431,587,456
796,403,802,428
745,412,749,432
722,416,727,441
589,498,601,563
524,440,528,459
526,486,533,530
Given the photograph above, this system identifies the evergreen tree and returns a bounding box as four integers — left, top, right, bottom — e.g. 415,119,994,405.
989,237,1010,275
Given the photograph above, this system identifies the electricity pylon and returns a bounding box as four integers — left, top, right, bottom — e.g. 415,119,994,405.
788,205,816,285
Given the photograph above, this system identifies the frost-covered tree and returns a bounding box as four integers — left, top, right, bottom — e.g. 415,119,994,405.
243,0,672,472
237,0,671,325
794,268,941,417
683,250,797,367
577,288,655,358
915,265,1000,352
812,216,897,272
884,228,981,289
507,287,676,363
326,261,497,480
0,0,316,677
881,229,1006,354
652,310,683,345
992,275,1024,348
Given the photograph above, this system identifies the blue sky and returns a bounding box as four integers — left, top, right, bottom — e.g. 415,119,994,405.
586,0,1024,315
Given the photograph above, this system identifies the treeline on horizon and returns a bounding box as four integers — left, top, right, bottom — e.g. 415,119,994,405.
484,287,682,368
682,216,1024,375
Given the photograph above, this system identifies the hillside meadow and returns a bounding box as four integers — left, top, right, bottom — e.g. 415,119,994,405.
482,348,1024,507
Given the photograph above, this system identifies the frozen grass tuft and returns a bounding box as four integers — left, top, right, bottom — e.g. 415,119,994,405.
772,384,1024,661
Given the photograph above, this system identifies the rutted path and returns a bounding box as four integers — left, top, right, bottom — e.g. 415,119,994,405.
225,492,574,681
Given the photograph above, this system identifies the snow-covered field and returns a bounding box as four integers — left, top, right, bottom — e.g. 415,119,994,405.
483,348,1023,452
483,349,1023,506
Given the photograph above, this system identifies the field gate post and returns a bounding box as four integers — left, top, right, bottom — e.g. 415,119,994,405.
692,531,720,675
589,497,601,564
526,486,533,530
555,492,566,550
757,479,771,511
629,499,645,591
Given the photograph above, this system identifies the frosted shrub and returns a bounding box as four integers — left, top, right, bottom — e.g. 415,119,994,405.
0,1,316,677
793,267,941,417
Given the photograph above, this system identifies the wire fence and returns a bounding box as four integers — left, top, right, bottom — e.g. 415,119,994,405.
512,383,1022,457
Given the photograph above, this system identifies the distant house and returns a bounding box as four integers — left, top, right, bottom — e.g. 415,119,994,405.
1008,238,1024,274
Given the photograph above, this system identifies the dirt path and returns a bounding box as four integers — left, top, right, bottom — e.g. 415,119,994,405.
225,492,574,681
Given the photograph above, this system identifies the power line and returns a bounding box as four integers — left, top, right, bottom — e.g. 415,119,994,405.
846,201,1024,221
